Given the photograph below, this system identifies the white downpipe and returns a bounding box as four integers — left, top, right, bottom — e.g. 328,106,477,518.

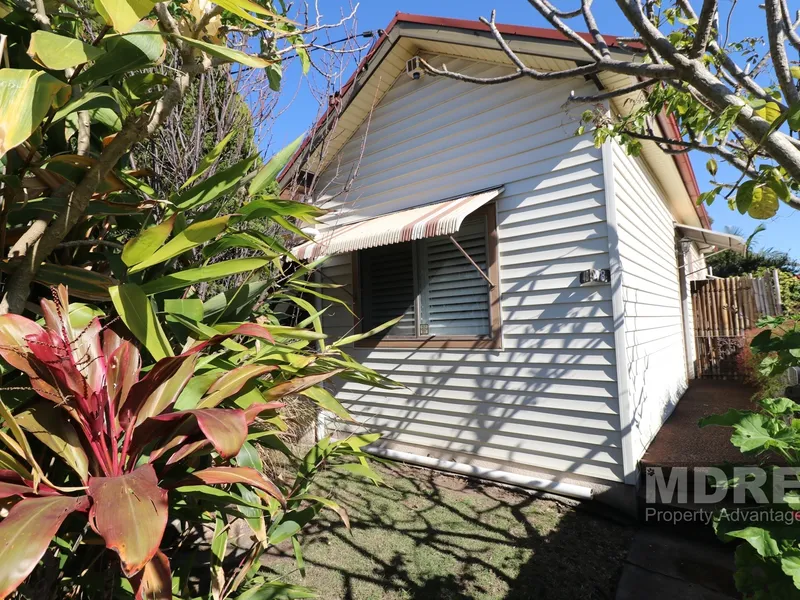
367,447,594,501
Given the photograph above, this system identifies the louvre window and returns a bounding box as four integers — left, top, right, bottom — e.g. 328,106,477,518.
357,212,498,345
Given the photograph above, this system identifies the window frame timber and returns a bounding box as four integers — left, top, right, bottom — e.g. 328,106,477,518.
352,203,502,350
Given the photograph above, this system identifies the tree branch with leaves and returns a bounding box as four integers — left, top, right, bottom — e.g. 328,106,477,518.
421,0,800,220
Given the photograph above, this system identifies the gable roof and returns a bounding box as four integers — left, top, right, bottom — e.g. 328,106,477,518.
281,12,710,229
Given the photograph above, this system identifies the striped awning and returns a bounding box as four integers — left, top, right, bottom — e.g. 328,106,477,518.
293,186,503,260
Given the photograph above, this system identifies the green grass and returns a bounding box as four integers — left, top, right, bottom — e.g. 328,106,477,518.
262,462,634,599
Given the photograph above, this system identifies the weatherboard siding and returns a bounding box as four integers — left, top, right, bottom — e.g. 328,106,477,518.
314,55,624,482
610,143,688,464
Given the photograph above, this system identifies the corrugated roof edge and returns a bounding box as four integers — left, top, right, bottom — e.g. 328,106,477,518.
278,12,710,229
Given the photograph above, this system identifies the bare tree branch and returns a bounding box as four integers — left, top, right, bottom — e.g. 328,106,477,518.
765,0,800,105
689,0,718,59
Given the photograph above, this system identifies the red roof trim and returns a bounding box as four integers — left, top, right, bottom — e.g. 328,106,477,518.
656,113,711,228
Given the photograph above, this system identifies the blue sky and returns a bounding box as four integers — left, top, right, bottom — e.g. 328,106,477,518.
267,0,800,257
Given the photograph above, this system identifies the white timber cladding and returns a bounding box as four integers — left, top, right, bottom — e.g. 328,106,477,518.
315,54,624,482
610,142,689,465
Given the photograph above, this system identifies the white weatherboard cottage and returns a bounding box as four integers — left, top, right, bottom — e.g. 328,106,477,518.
280,14,744,506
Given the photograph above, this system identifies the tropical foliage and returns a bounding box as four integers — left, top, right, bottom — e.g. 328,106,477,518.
701,317,800,598
0,1,396,598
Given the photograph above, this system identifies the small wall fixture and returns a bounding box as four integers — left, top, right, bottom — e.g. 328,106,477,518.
579,268,611,286
406,56,424,80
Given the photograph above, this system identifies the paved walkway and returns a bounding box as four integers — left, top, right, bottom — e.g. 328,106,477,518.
641,379,757,469
616,526,738,599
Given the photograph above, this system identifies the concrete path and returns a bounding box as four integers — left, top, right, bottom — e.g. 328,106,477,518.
616,526,739,600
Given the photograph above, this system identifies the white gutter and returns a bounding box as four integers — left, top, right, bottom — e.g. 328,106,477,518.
367,447,594,501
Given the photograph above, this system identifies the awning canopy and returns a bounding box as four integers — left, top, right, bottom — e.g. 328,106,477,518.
294,187,503,260
676,224,747,254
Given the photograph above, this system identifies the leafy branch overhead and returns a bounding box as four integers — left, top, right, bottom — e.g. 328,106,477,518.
423,1,800,220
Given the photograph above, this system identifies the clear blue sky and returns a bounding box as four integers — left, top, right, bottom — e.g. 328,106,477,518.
266,0,800,257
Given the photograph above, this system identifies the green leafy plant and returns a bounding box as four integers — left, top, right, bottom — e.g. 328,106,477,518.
700,319,800,598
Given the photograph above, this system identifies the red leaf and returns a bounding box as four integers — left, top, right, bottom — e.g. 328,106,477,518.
0,314,45,378
178,466,285,505
132,549,171,600
119,323,273,429
0,482,37,499
0,495,89,598
88,465,168,577
244,401,285,423
143,409,248,460
107,339,140,412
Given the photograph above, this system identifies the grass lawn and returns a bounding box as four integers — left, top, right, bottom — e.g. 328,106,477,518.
262,461,635,600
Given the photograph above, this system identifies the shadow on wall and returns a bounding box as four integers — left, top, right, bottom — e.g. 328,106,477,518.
331,263,623,483
261,462,635,600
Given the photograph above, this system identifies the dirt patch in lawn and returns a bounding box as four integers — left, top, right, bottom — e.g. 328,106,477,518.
262,461,635,599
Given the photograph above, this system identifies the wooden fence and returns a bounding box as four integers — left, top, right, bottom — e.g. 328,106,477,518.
748,270,783,317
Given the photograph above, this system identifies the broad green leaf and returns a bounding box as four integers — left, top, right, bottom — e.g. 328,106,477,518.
74,21,165,84
202,231,282,259
125,30,273,68
736,180,757,215
128,215,230,273
727,526,780,558
234,581,318,600
292,536,305,577
698,409,753,428
31,263,116,301
95,0,157,33
172,155,258,211
203,281,269,322
748,185,779,220
140,258,270,295
181,466,284,504
88,465,168,576
211,514,228,600
781,550,800,588
122,215,176,267
28,31,105,70
789,103,800,131
755,101,782,124
16,402,90,482
134,354,197,425
179,35,274,68
705,158,717,177
263,370,343,401
730,414,781,452
333,316,403,348
250,135,304,195
334,462,383,484
0,496,89,599
0,69,70,158
110,283,173,361
182,131,236,189
268,505,319,545
300,385,353,422
176,485,268,510
198,364,276,409
235,197,326,224
792,66,800,79
68,303,105,329
122,72,171,101
236,441,262,471
164,298,204,321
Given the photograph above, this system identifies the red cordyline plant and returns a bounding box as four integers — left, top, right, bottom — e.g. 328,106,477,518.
0,285,295,599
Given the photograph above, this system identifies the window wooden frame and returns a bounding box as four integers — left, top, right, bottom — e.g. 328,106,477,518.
352,203,502,350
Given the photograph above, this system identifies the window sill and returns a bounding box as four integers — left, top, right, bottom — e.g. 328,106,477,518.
354,336,501,350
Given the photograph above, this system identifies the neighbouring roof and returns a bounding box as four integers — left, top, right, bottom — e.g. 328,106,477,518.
281,12,710,229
